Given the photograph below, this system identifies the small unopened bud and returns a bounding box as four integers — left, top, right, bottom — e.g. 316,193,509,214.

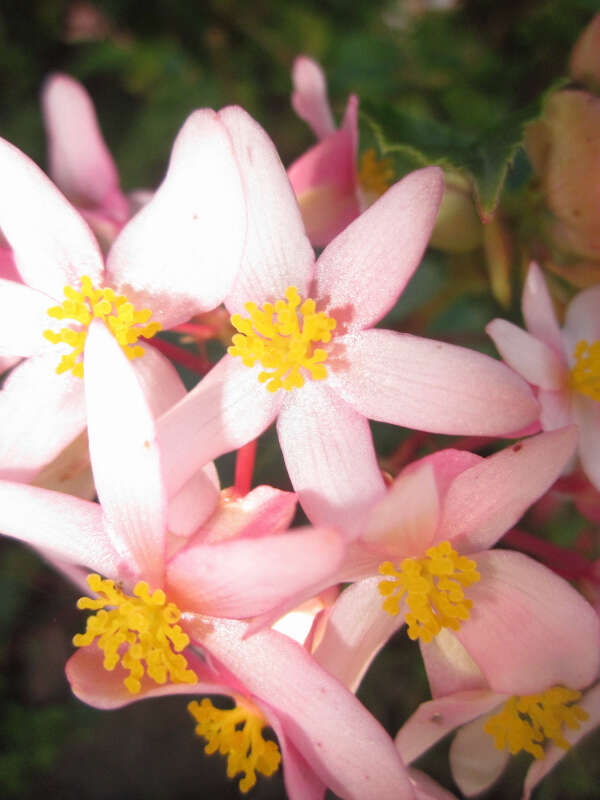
429,171,482,254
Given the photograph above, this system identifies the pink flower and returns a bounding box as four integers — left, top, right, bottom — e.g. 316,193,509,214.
394,659,600,798
487,262,600,488
0,106,247,483
302,428,599,699
287,56,362,246
158,108,539,536
0,321,414,800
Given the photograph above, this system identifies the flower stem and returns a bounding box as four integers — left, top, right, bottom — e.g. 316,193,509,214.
234,439,257,497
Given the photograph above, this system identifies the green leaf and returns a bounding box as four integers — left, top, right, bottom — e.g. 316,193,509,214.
359,99,544,221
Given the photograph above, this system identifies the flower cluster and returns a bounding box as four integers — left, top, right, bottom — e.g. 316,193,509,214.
1,23,600,799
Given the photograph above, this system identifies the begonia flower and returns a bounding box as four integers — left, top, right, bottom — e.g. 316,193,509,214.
0,105,247,485
487,262,600,489
157,108,539,536
394,640,600,798
302,428,599,699
0,321,413,800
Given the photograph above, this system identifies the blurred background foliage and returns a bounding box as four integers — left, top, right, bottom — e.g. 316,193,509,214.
1,0,599,797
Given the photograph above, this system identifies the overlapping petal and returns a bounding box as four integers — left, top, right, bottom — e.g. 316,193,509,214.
522,262,563,353
219,106,315,314
106,109,247,327
0,280,56,357
167,526,344,618
0,137,104,297
84,321,167,586
448,713,510,796
157,355,282,498
194,618,416,800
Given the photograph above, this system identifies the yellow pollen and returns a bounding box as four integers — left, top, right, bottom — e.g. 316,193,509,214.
378,540,480,642
228,286,337,392
43,275,162,377
570,339,600,401
188,697,281,794
73,573,197,694
483,686,588,760
358,148,395,199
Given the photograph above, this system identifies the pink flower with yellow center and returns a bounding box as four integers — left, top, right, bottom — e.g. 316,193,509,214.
487,261,600,489
157,109,539,537
0,105,248,484
0,321,415,800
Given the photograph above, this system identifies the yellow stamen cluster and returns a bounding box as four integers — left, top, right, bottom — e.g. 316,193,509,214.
484,686,588,759
378,540,480,642
188,697,281,793
570,339,600,401
228,286,337,392
44,275,161,377
73,573,197,694
358,148,395,199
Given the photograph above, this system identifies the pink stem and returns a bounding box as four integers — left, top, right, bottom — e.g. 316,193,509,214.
173,323,216,340
234,439,257,497
149,338,212,376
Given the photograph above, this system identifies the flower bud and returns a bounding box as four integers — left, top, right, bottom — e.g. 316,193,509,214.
429,170,482,253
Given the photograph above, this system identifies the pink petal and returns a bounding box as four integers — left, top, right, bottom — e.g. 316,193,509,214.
106,109,247,327
362,460,440,557
314,167,443,333
0,137,104,297
277,381,386,538
0,353,86,482
395,690,506,765
0,245,21,281
0,480,119,575
197,484,297,544
329,328,539,435
131,345,221,537
312,577,405,693
288,128,360,247
455,550,600,694
219,106,316,315
439,427,578,552
84,321,167,587
420,630,488,699
563,285,600,345
539,388,574,430
449,714,510,796
167,526,344,617
66,644,227,710
486,318,567,390
574,394,600,490
0,279,59,357
291,56,336,140
263,708,327,800
158,354,282,499
408,767,460,800
522,681,600,800
522,263,563,354
193,618,416,800
41,73,129,222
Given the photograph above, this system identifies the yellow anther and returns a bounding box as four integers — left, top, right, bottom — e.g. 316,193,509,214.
358,148,395,199
570,339,600,401
73,573,197,694
43,275,161,377
484,686,588,760
378,540,480,642
228,286,337,392
188,697,281,794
